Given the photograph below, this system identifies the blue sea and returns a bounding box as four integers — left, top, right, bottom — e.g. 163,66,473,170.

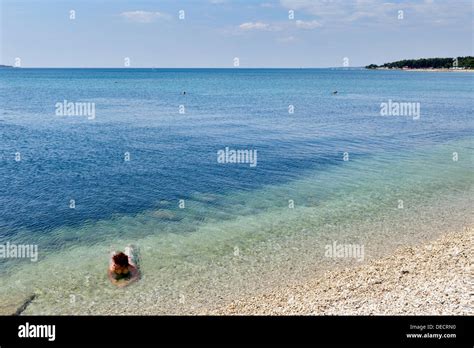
0,68,472,314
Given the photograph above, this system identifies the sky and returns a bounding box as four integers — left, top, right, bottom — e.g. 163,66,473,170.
0,0,472,68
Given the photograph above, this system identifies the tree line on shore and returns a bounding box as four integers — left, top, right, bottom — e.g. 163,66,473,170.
366,56,474,69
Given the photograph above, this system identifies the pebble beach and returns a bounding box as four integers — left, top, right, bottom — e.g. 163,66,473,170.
211,226,473,315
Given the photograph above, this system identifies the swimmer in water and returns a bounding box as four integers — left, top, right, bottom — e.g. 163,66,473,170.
108,246,140,287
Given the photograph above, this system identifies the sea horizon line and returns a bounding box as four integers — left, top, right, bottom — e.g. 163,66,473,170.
0,66,366,70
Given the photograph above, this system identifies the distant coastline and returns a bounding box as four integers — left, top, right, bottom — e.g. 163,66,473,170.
369,67,474,72
366,56,474,71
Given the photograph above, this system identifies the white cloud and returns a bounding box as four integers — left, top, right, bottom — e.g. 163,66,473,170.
239,21,278,31
295,19,322,29
120,11,171,23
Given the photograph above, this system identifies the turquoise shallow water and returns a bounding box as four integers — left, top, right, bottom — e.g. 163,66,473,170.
0,68,472,314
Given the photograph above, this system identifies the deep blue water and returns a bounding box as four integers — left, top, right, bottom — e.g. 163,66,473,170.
0,68,472,238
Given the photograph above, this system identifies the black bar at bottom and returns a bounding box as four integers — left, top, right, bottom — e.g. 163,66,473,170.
0,315,472,346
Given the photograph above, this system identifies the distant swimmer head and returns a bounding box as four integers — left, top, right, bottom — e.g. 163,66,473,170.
333,91,338,94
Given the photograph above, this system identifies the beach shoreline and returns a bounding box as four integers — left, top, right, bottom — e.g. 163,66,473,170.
2,168,472,316
210,226,473,315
